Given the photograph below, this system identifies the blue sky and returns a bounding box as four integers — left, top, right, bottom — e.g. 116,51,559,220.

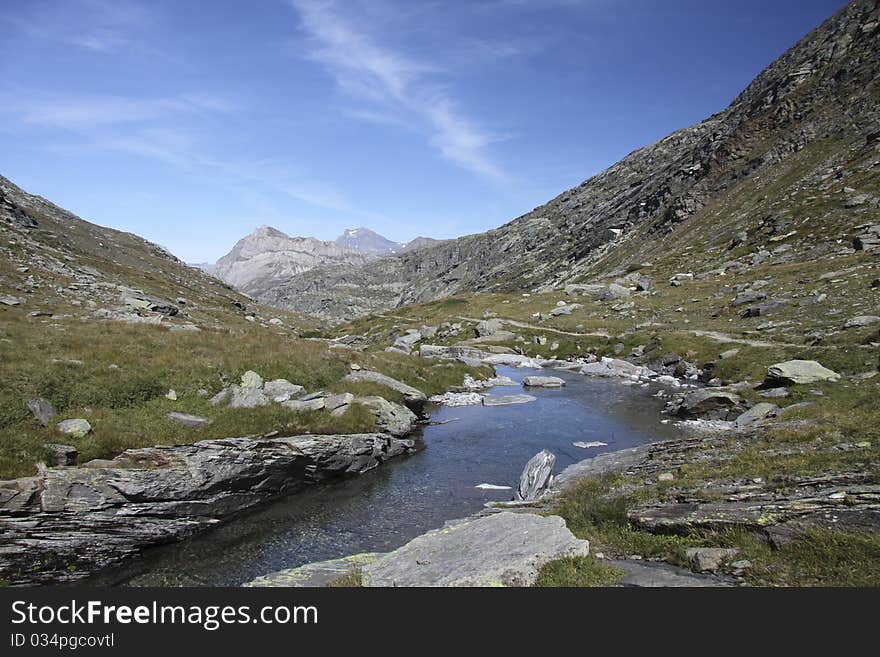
0,0,847,262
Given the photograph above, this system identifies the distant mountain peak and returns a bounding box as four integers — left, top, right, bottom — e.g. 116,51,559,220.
334,227,402,255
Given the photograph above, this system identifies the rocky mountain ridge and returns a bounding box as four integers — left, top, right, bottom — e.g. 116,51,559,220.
212,224,440,300
249,0,880,321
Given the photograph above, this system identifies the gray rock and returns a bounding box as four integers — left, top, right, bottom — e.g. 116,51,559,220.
612,559,729,587
281,398,325,412
419,325,438,339
240,370,263,388
482,394,537,406
393,331,422,351
43,443,78,466
549,303,581,317
522,375,565,388
734,402,778,427
208,387,232,406
765,360,841,385
0,433,414,585
167,412,212,429
0,295,22,306
263,379,305,402
418,344,488,363
343,370,427,409
324,392,354,411
360,512,588,587
228,385,270,409
844,315,880,329
355,396,418,436
27,397,55,426
428,392,484,406
475,319,503,336
515,449,556,501
674,389,745,421
245,553,382,587
581,357,643,379
760,387,790,398
56,418,92,438
686,547,739,572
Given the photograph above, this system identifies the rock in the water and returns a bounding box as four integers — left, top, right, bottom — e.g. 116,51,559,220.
522,375,565,388
482,394,537,406
475,483,512,491
281,398,325,412
356,396,418,437
263,379,305,402
56,418,92,438
360,512,588,587
765,360,841,385
734,403,778,427
27,398,55,426
515,449,556,501
428,392,484,406
240,370,263,388
581,357,644,379
573,441,608,449
686,547,739,572
167,412,212,429
43,443,78,466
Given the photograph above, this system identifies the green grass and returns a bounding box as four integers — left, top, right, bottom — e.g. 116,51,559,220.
534,556,624,587
326,571,363,587
0,315,483,478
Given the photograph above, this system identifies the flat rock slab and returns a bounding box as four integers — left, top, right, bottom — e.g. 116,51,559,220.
361,512,588,587
245,553,382,587
765,359,840,385
167,412,212,429
482,394,537,406
522,375,566,388
610,559,730,587
344,370,427,406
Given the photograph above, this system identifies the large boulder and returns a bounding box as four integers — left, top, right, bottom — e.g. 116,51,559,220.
245,553,383,587
515,449,556,501
360,512,588,587
674,389,745,421
356,396,418,436
733,403,778,427
765,360,841,386
476,319,503,337
263,379,305,402
228,385,270,409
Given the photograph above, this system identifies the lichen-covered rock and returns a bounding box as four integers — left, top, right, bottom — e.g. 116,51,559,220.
263,379,305,402
56,418,92,438
515,449,556,501
355,396,418,436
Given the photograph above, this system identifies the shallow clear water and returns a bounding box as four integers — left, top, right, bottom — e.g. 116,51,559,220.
99,366,682,586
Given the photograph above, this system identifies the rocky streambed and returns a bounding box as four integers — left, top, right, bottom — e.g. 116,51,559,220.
92,366,685,586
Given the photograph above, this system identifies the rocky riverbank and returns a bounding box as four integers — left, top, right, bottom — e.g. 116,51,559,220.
0,432,415,586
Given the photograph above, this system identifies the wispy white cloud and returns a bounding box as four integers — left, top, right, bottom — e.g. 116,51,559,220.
289,0,508,182
6,93,235,128
3,0,152,54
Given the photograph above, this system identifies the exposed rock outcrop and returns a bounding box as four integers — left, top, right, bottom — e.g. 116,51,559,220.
0,433,415,585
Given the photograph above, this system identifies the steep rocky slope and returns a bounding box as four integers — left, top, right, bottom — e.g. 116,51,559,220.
260,0,879,321
335,227,402,255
